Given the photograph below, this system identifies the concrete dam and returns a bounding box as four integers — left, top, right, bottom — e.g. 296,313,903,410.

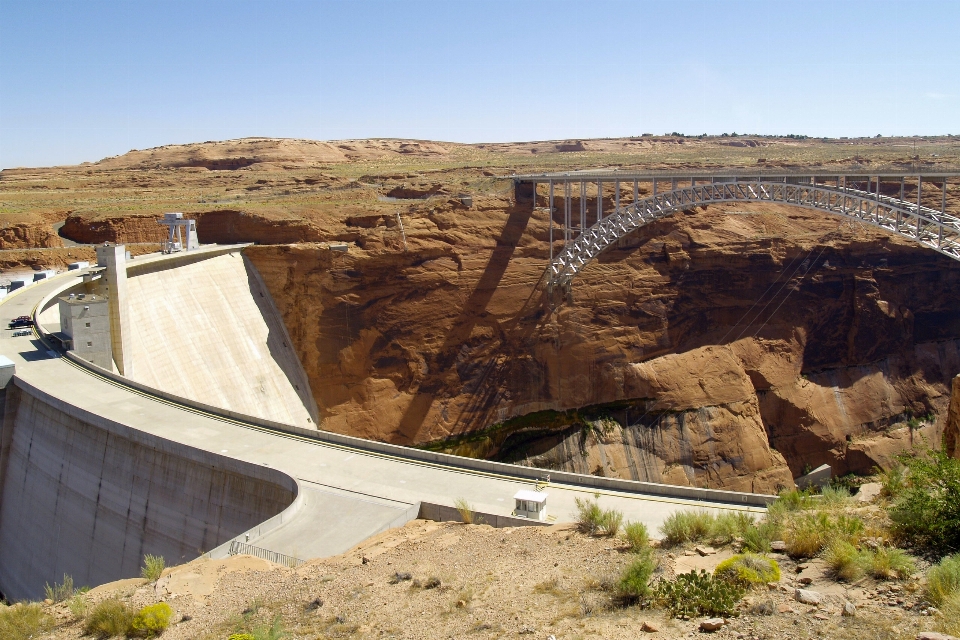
0,243,769,601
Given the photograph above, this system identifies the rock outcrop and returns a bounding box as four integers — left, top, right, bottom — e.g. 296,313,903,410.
246,198,960,492
0,213,64,249
946,375,960,458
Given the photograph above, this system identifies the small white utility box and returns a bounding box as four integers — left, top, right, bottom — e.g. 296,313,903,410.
514,489,548,521
0,355,15,388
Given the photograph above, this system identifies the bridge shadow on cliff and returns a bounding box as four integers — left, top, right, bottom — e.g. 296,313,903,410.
395,205,535,443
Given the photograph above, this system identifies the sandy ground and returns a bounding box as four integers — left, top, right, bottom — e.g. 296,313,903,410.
33,518,952,640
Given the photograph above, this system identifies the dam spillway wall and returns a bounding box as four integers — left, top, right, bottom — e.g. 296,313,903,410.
0,379,298,601
121,250,319,428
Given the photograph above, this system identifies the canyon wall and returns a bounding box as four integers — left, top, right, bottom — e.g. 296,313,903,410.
0,382,297,601
245,197,960,492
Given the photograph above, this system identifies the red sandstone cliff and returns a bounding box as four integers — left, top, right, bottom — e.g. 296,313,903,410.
244,197,960,493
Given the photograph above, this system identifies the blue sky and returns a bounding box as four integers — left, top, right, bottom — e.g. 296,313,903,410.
1,0,958,168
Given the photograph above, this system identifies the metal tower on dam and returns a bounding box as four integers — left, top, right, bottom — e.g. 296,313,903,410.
511,169,960,292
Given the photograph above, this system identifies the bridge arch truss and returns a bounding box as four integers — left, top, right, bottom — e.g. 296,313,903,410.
511,171,960,289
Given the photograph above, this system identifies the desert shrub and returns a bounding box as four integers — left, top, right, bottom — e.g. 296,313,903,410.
574,497,622,537
575,497,604,535
129,602,173,637
454,497,475,524
823,539,864,582
710,511,755,545
617,549,656,602
742,521,779,553
862,546,915,580
659,510,714,546
784,512,864,558
140,554,165,582
653,570,745,618
749,599,776,616
84,598,136,638
68,594,90,620
622,521,649,552
888,450,960,555
0,603,53,640
925,553,960,606
598,508,624,537
714,553,780,586
44,573,76,602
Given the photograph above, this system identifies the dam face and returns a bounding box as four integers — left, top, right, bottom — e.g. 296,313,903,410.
106,251,317,428
0,246,313,600
0,382,297,601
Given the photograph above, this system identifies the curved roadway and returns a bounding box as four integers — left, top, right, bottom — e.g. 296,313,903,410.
0,247,766,565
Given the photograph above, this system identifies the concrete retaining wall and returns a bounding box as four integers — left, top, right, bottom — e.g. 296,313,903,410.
417,502,548,528
0,380,298,601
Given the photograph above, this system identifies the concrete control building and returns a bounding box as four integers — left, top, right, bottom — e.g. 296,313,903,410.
58,293,112,370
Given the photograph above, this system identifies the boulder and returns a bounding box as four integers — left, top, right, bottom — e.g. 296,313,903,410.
699,618,725,632
795,589,822,605
842,601,857,617
856,482,883,503
916,633,959,640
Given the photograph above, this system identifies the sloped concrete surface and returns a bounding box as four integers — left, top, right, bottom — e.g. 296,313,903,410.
123,251,318,428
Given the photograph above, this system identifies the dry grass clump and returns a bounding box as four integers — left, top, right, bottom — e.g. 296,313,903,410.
937,593,960,636
622,521,650,552
658,510,715,546
782,512,864,558
44,573,77,603
823,539,864,581
140,554,165,582
0,603,53,640
926,553,960,606
862,546,915,580
454,497,475,524
574,496,623,537
84,598,136,637
658,509,754,547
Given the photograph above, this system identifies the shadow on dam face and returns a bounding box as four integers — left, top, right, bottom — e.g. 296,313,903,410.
0,383,298,601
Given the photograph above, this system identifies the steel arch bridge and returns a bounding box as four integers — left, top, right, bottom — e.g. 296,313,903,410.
511,171,960,290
